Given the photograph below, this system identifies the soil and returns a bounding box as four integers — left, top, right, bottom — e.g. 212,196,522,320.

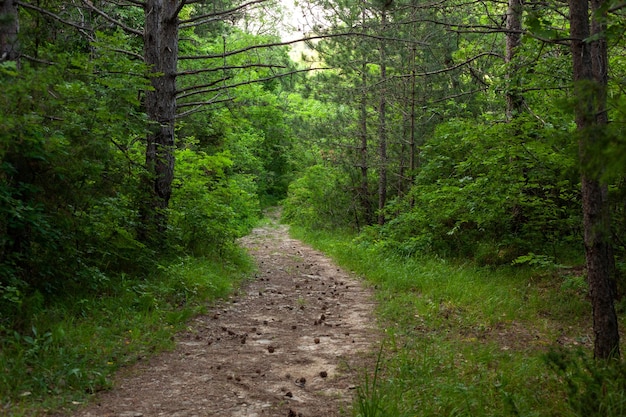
68,214,378,417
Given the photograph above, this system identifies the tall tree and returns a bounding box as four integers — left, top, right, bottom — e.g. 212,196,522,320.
0,0,19,62
569,0,620,359
377,2,389,225
505,0,523,119
140,0,180,240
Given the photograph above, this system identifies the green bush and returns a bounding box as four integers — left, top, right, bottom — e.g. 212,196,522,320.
169,148,260,256
283,164,356,230
374,116,581,262
546,349,626,416
0,49,152,327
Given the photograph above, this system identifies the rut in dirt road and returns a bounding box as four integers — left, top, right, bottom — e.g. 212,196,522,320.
69,218,378,417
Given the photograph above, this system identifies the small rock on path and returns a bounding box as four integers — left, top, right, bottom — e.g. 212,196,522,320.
68,218,378,417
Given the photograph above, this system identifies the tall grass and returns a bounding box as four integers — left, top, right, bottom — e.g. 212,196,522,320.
0,250,254,416
290,226,624,417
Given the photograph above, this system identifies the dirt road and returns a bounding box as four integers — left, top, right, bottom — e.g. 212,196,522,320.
71,217,378,417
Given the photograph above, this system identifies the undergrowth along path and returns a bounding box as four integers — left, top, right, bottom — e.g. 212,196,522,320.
69,216,378,417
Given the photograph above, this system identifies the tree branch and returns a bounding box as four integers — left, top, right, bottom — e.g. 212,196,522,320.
391,52,502,78
177,68,321,101
177,76,233,97
176,63,287,77
108,0,145,7
82,0,144,37
105,47,144,60
179,32,427,61
179,0,267,26
171,0,186,20
16,1,94,39
176,97,235,117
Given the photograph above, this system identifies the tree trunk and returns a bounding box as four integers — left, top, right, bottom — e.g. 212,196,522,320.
505,0,523,119
569,0,620,360
0,0,19,62
359,65,372,225
377,7,388,226
141,0,179,242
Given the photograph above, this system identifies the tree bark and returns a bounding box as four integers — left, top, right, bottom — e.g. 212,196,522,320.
141,0,180,241
0,0,19,62
569,0,620,360
377,7,388,226
505,0,523,119
359,65,372,225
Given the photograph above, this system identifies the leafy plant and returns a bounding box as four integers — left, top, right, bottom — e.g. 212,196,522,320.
169,148,260,256
283,164,356,230
546,349,626,417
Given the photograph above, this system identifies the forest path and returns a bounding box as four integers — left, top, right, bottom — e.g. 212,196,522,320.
71,214,378,417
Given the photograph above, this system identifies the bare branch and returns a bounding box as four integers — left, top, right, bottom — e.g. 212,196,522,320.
21,54,57,65
179,0,267,26
392,52,503,78
424,87,489,105
176,98,235,117
177,68,322,102
16,1,94,39
81,0,144,37
179,32,427,61
172,0,186,20
108,0,145,7
105,47,144,60
177,63,287,77
177,76,233,97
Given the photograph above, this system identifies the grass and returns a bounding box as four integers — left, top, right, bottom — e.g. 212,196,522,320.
0,249,254,416
289,226,625,417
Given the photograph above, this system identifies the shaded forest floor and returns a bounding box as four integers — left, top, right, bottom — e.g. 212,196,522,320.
61,213,378,417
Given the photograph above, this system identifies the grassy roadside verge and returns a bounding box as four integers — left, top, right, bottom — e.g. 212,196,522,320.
289,226,626,417
0,249,254,416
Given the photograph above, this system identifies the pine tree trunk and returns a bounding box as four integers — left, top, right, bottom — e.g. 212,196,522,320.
377,8,388,226
359,66,372,225
505,0,523,119
569,0,620,360
0,0,19,62
141,0,179,241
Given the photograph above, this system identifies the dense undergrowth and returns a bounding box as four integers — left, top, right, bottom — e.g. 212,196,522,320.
0,250,254,416
289,225,626,417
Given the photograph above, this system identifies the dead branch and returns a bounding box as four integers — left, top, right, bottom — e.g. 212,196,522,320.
179,32,427,61
81,0,144,37
177,63,287,77
179,0,268,27
177,68,321,101
16,1,94,40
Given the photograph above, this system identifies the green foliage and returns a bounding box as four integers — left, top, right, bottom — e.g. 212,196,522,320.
283,164,357,230
169,147,260,256
354,344,404,417
372,116,580,263
546,350,626,416
0,44,152,316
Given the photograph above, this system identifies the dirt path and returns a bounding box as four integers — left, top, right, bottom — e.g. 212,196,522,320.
70,217,378,417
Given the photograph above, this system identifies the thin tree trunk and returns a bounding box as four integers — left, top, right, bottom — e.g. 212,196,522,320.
377,7,388,226
591,0,619,300
359,64,372,225
569,0,620,360
0,0,19,62
505,0,523,119
408,0,418,208
141,0,179,242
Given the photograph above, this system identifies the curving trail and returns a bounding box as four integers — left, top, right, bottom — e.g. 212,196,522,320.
70,217,378,417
